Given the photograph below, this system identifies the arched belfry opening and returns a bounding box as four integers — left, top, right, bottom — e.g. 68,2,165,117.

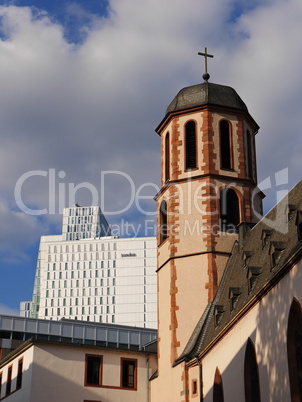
159,200,168,244
246,130,253,179
165,132,170,182
185,120,197,170
220,188,240,232
287,298,302,401
244,338,261,402
220,120,232,169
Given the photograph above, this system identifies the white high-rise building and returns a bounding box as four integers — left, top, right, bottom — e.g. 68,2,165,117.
24,206,157,328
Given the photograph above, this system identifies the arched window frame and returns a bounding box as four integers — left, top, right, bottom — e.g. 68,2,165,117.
219,187,241,233
185,120,197,170
213,367,224,402
219,119,233,170
287,298,302,401
244,338,261,402
165,132,170,182
159,200,168,244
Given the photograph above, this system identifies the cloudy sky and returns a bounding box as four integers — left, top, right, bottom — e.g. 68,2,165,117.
0,0,301,314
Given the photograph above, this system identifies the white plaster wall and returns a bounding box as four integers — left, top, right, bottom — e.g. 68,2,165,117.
30,343,156,402
0,347,33,402
201,259,302,402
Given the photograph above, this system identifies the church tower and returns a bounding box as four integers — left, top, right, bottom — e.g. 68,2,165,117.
153,49,264,390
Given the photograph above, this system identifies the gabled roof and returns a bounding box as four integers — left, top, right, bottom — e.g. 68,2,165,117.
177,180,302,364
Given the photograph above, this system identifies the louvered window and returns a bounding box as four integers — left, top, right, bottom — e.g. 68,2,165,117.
185,121,197,169
160,200,168,243
220,188,240,232
246,130,253,179
220,120,232,169
165,132,170,181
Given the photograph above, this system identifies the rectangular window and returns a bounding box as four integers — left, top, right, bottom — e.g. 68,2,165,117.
192,379,198,396
121,359,137,389
6,365,12,396
16,358,23,390
85,355,102,386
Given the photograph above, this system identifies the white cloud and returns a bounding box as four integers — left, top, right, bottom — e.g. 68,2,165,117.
0,0,301,269
0,197,46,262
0,303,20,316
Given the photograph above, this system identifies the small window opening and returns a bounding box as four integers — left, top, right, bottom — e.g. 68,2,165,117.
121,359,136,389
16,358,23,390
269,242,286,269
242,251,252,267
160,200,168,243
261,230,272,248
220,189,240,232
220,120,232,169
192,379,198,396
86,355,102,386
247,267,262,293
165,132,170,182
185,121,197,170
246,130,253,179
229,287,241,311
286,204,297,222
214,305,225,327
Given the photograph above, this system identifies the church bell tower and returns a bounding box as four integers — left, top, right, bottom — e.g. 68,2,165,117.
154,49,264,370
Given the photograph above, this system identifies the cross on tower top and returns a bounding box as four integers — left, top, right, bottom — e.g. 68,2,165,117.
198,47,214,82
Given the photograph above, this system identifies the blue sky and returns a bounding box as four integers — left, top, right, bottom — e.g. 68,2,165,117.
0,0,301,314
